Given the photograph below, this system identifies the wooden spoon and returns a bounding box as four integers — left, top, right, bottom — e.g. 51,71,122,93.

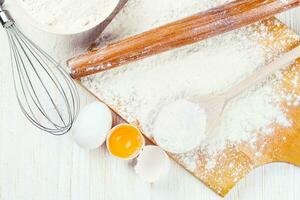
201,45,300,137
67,0,300,79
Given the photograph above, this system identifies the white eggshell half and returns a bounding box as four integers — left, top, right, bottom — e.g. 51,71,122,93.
72,102,112,149
134,145,170,183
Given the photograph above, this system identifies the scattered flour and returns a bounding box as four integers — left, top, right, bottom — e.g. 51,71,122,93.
79,0,300,174
205,159,217,171
19,0,118,33
153,99,207,154
280,0,290,4
207,84,291,153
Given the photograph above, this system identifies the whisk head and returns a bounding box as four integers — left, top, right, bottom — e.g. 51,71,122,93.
5,24,80,135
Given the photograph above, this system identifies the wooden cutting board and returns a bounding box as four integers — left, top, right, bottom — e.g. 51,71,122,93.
75,1,300,197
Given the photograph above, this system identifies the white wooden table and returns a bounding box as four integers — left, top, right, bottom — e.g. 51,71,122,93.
0,2,299,199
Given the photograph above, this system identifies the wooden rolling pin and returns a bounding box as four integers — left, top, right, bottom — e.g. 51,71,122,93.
68,0,300,79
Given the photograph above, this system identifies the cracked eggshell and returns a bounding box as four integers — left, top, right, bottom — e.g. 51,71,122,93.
72,101,112,149
134,145,170,183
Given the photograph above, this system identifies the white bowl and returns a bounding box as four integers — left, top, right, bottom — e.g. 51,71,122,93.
12,0,120,35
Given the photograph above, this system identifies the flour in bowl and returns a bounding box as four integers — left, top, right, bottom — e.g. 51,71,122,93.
20,0,118,33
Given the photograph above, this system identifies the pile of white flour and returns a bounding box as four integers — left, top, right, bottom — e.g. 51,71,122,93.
80,0,300,173
19,0,118,33
153,99,207,154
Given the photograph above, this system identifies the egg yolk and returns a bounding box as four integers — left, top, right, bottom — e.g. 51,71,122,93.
108,124,144,159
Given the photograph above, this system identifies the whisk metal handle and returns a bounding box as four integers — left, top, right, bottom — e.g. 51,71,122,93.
0,4,14,28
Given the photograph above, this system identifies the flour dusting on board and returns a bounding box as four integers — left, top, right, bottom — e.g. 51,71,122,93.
80,0,300,181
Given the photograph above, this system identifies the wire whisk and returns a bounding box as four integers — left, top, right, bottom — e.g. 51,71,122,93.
0,0,80,135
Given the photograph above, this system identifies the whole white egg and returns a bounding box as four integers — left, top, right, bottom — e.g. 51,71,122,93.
72,102,112,149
